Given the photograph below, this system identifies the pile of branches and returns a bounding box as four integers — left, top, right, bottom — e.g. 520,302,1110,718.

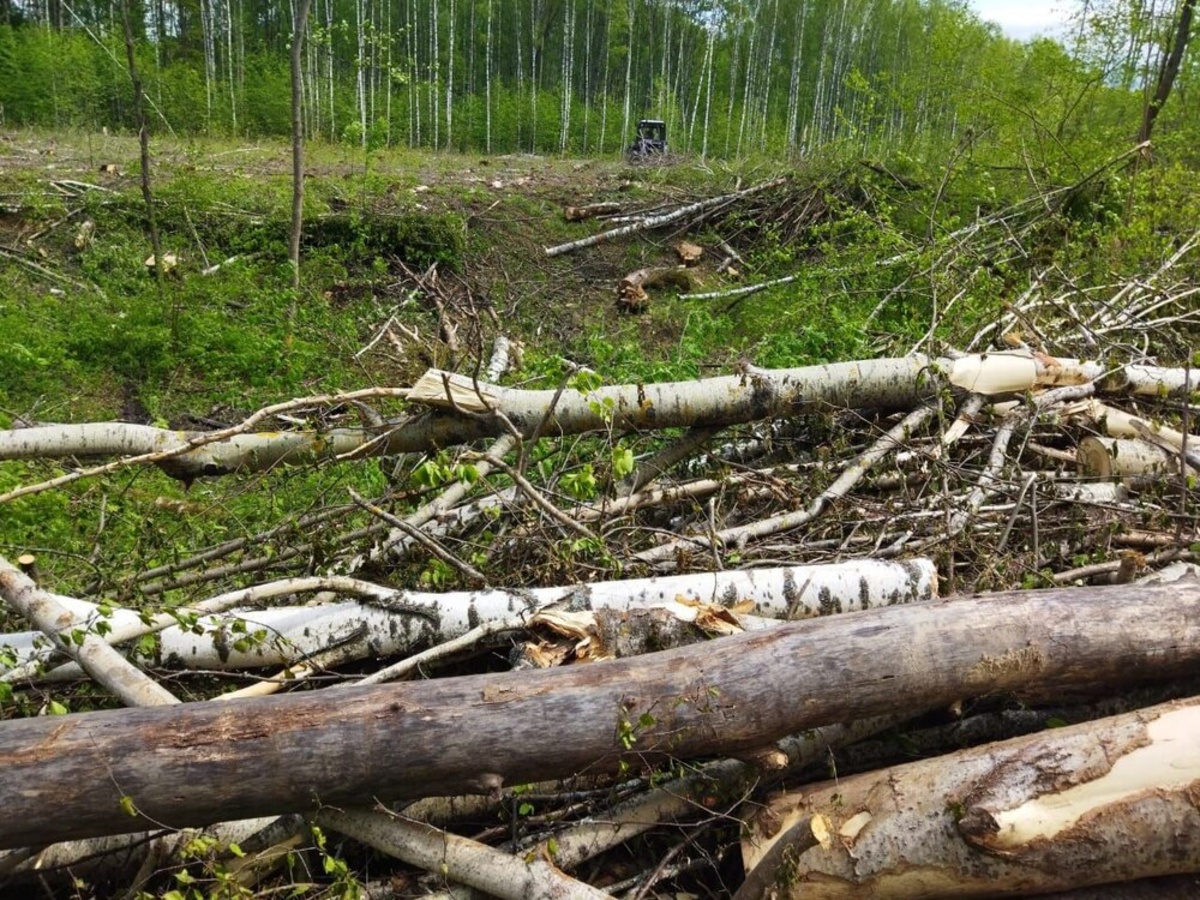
3,170,1200,898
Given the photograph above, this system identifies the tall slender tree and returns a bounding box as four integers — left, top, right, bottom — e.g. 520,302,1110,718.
290,0,314,292
1138,0,1196,143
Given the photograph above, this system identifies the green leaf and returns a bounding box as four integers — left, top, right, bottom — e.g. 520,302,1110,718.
47,699,68,715
611,446,635,479
569,369,603,393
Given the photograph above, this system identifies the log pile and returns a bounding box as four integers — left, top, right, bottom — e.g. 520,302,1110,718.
2,173,1200,897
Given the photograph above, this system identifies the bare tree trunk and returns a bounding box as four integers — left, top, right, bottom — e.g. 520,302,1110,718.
289,0,313,293
1137,0,1196,144
119,0,164,311
2,579,1199,850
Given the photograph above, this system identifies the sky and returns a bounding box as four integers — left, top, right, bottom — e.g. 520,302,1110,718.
969,0,1074,41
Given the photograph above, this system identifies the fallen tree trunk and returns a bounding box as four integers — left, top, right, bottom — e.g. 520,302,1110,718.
1,578,1199,849
741,695,1200,898
543,177,788,257
2,355,1191,489
1,561,937,680
0,357,936,484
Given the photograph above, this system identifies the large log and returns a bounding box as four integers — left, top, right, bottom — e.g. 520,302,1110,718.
1,578,1199,850
1,561,938,680
741,696,1200,897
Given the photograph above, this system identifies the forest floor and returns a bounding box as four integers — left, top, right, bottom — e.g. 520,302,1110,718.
3,126,1200,899
1,127,795,423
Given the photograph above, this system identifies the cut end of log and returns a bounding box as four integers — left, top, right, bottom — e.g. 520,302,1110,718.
1077,436,1178,479
674,240,704,264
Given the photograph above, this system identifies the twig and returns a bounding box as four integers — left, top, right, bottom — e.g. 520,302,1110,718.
478,453,601,542
348,489,488,586
361,433,519,567
618,425,723,497
355,615,526,686
636,404,936,564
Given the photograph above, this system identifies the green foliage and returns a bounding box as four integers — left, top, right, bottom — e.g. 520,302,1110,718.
305,211,466,271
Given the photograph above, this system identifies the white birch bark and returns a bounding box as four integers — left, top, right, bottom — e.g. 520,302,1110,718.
485,0,493,153
742,696,1200,898
1,561,937,679
0,357,937,482
0,556,178,706
620,0,633,150
5,356,1185,487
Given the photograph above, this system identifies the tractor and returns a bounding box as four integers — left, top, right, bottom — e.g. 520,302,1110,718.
628,119,668,157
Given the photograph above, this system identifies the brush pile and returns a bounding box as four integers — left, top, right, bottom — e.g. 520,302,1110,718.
2,169,1200,899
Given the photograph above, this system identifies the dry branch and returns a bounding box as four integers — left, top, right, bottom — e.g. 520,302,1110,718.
543,177,787,257
2,578,1199,849
635,403,936,564
316,809,615,900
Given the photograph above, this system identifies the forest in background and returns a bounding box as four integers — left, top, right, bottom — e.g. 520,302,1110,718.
1,0,1199,168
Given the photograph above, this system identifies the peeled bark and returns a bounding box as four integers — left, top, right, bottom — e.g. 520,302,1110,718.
1077,436,1193,478
742,696,1200,898
1,578,1199,850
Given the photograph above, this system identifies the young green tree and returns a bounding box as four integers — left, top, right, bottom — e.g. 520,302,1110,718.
290,0,315,292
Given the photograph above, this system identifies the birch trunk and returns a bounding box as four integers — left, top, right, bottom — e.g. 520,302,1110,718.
742,695,1200,898
1,561,937,679
0,357,936,481
2,357,1190,484
2,578,1199,849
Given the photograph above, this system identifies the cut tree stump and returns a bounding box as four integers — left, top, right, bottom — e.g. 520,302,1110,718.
617,267,695,312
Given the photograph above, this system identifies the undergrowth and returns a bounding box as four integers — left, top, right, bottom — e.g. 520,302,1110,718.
2,127,1197,598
